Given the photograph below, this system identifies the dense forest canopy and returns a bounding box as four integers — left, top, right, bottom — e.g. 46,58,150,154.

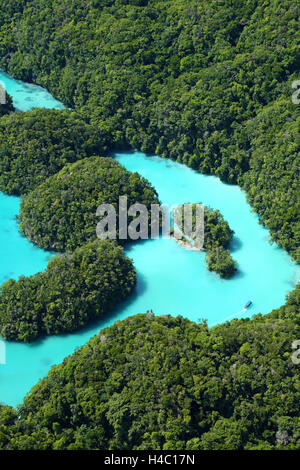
173,203,237,277
0,0,298,451
0,109,110,195
0,0,300,260
0,240,136,342
0,288,299,450
0,90,14,117
19,156,160,252
0,0,298,261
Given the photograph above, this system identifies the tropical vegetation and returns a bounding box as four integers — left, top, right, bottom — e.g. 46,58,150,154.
0,90,14,117
19,156,160,252
0,240,136,342
0,0,298,262
0,0,299,451
206,246,236,279
0,286,299,449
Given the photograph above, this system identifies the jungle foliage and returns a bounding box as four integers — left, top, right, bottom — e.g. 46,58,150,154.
0,0,298,261
0,290,299,450
0,90,14,117
206,246,236,279
0,109,110,195
173,203,236,277
0,240,136,342
0,0,299,451
19,156,160,252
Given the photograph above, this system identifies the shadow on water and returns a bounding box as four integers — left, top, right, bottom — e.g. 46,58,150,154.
232,268,245,280
104,271,148,322
123,237,152,254
230,236,243,253
108,147,137,158
1,235,153,359
229,237,245,280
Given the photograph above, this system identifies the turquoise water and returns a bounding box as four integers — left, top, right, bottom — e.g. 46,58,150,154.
0,193,54,283
0,71,299,408
0,70,65,111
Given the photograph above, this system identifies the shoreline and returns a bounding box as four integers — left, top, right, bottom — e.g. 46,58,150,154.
170,232,202,252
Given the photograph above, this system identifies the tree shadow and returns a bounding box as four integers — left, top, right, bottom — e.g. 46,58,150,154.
232,268,245,280
230,235,243,253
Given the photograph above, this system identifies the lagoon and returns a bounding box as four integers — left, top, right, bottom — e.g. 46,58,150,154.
0,70,65,112
0,71,299,407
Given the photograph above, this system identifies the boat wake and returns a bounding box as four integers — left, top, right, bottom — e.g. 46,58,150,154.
212,308,247,327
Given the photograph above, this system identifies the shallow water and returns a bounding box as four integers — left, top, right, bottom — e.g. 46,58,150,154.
0,71,299,408
0,70,65,111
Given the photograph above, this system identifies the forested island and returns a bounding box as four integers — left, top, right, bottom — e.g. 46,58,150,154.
172,204,236,278
0,0,299,451
0,89,14,117
0,284,299,450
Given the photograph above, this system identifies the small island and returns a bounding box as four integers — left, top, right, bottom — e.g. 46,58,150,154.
0,153,162,342
0,109,108,195
171,203,237,278
0,239,136,342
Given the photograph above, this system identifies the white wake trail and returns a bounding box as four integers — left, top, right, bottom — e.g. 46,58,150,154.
211,308,246,327
222,308,246,322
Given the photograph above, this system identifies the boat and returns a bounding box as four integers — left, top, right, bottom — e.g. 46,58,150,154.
244,300,253,309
